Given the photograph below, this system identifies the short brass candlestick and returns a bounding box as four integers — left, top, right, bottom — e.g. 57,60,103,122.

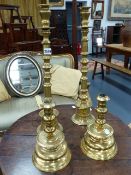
32,1,71,172
71,6,94,126
81,94,118,160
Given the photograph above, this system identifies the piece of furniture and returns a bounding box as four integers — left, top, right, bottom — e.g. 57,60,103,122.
0,52,75,132
122,21,131,48
11,15,42,41
1,104,131,175
0,4,22,54
106,44,131,69
50,38,72,55
0,4,42,53
0,4,22,23
11,15,35,29
5,23,42,52
91,0,104,19
93,20,101,31
91,0,105,57
106,26,123,44
50,10,72,55
92,58,131,79
0,17,8,54
92,28,105,56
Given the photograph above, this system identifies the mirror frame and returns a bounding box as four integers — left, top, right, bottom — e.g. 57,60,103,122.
91,0,104,19
5,53,43,97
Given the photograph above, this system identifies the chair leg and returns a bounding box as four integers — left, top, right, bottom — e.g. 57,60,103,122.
96,46,98,58
92,61,97,79
101,64,104,79
92,45,94,54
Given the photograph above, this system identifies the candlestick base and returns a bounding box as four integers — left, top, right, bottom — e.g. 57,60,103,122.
81,94,118,160
33,129,71,172
72,111,95,126
81,123,117,160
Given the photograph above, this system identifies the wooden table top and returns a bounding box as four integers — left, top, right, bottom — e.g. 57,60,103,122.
0,104,131,175
106,44,131,52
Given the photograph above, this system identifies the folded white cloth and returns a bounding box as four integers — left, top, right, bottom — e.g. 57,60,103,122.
51,65,81,99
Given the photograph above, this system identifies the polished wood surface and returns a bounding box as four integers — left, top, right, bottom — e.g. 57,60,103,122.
106,44,131,52
0,105,131,175
92,58,131,79
106,44,131,69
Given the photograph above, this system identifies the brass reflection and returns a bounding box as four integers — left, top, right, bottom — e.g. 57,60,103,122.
32,1,71,172
71,6,95,126
81,94,118,160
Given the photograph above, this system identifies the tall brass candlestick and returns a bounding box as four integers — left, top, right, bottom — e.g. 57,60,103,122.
32,1,71,172
71,6,94,126
81,94,118,160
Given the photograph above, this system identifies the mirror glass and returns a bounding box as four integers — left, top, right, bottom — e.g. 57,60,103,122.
91,1,104,19
6,53,42,97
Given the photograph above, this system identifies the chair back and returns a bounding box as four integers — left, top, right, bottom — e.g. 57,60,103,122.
7,23,27,43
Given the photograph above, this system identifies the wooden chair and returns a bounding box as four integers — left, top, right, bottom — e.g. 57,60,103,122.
92,28,106,57
6,23,42,52
11,15,35,28
50,10,72,55
50,38,72,54
0,13,9,54
0,4,22,53
11,15,42,41
0,4,42,53
0,4,22,23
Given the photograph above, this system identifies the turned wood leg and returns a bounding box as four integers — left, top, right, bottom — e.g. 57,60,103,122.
101,64,104,79
106,48,112,74
92,61,97,79
124,55,129,68
96,46,98,58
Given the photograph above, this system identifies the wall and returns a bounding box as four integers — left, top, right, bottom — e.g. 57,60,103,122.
51,0,123,54
87,0,123,53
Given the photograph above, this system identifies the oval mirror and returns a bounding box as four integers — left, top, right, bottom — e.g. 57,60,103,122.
5,53,42,97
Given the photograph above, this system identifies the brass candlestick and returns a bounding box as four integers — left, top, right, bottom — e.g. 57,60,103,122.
71,6,94,126
32,1,71,172
81,94,118,160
